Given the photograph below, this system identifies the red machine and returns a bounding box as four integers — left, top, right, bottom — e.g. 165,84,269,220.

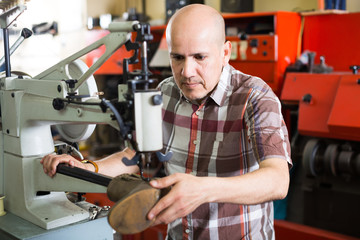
282,72,360,142
224,11,301,96
280,12,360,238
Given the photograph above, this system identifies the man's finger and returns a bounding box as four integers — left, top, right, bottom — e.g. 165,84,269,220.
147,188,175,221
150,173,181,189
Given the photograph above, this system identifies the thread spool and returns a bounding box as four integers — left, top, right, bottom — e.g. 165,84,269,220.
0,195,6,216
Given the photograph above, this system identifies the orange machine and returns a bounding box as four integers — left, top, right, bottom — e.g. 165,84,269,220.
224,11,302,96
282,72,360,142
280,12,360,238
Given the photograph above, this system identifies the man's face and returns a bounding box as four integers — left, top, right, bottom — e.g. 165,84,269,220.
169,29,226,103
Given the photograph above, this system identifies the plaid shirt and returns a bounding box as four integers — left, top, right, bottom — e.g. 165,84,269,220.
158,64,292,240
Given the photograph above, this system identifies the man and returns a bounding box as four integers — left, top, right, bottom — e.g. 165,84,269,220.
42,4,291,239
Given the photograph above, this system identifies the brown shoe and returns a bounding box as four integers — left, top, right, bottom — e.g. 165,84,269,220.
107,174,169,234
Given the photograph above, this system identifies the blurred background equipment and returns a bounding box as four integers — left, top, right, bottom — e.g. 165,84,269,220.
221,0,253,13
280,11,360,238
165,0,204,21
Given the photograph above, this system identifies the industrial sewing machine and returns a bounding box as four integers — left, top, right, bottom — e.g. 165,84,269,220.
0,1,167,237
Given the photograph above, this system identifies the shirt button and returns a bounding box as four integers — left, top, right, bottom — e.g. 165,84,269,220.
193,140,198,145
185,229,190,234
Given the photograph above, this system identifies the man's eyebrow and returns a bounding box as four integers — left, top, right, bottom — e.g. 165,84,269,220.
170,52,207,56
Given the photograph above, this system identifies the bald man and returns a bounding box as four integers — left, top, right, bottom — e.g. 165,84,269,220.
41,4,291,240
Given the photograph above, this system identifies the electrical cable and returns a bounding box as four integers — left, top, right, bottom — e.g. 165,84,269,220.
100,98,129,139
54,97,130,139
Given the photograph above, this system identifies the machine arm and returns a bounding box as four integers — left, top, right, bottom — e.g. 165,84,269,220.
34,21,138,93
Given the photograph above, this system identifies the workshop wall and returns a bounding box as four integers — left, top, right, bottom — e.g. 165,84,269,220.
87,0,143,19
2,0,360,76
255,0,360,12
255,0,317,12
123,0,360,24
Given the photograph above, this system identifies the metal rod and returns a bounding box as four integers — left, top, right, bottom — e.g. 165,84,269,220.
142,0,146,17
2,28,11,77
141,40,148,83
0,28,32,69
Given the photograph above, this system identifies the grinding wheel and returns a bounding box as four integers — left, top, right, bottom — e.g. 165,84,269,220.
302,139,324,177
323,144,339,176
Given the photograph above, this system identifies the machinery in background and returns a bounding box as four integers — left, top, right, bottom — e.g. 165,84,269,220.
224,11,302,96
165,0,204,21
280,12,360,238
221,0,253,13
0,1,167,238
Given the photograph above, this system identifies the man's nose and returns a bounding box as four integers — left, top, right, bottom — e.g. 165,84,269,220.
181,58,196,78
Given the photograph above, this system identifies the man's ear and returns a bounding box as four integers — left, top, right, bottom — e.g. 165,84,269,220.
222,41,232,66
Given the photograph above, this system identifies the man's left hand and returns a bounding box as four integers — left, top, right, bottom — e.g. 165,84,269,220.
147,173,207,225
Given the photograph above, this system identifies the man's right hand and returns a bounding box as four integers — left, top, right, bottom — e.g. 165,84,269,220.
40,154,88,178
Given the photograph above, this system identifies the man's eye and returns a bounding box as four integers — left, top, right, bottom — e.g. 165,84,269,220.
194,55,205,60
171,55,183,61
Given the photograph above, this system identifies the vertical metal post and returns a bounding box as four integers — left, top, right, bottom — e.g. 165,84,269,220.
2,28,11,77
141,40,148,84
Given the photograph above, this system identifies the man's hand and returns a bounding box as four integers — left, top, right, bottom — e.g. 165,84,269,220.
147,173,208,225
145,158,290,225
40,154,87,177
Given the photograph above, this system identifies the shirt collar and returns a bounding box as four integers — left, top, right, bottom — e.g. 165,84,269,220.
209,64,231,106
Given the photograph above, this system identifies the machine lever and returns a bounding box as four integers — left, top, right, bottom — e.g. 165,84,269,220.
56,163,112,187
122,155,140,166
156,151,173,162
122,154,150,181
0,27,32,71
54,141,84,160
122,151,172,182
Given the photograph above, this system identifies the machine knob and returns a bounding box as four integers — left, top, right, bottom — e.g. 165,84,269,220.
53,98,65,110
302,93,312,104
349,65,360,74
152,94,162,105
238,32,247,40
64,79,78,88
21,28,33,39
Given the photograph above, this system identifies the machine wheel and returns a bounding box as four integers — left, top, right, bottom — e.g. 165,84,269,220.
338,150,354,175
323,144,339,176
355,154,360,176
55,59,97,142
302,139,324,177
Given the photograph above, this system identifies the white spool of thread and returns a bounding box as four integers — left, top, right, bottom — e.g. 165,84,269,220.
0,195,6,216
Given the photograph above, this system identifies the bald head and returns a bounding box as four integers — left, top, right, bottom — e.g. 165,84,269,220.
164,4,232,104
166,4,225,50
